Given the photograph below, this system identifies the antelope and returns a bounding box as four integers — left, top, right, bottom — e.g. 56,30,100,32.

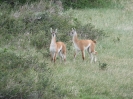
49,28,66,63
70,28,97,63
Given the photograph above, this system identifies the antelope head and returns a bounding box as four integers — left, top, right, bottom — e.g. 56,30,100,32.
50,28,57,38
70,28,77,37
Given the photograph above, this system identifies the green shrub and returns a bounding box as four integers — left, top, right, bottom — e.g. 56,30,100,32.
76,23,105,40
0,12,25,35
30,31,49,49
0,50,51,99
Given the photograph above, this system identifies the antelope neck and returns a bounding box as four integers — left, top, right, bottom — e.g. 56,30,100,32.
73,33,78,43
51,36,56,44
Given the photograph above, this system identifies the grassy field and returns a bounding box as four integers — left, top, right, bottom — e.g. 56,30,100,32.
1,1,133,98
47,8,133,99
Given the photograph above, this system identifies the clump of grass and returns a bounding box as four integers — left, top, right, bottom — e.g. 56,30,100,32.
98,61,107,70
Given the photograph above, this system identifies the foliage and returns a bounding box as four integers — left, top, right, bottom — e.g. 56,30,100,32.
0,7,25,35
0,49,52,99
61,0,120,9
75,23,105,40
30,31,49,49
0,0,39,4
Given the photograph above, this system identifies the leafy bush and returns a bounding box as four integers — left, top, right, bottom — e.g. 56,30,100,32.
0,49,52,99
76,23,105,40
0,12,25,35
30,31,49,49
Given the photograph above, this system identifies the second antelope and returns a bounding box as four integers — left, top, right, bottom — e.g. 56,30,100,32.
49,28,66,63
70,28,97,63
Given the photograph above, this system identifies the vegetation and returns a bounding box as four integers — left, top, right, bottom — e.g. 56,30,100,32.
61,0,119,9
0,0,133,99
0,50,51,99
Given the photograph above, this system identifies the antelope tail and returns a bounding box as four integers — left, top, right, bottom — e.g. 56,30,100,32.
92,40,96,44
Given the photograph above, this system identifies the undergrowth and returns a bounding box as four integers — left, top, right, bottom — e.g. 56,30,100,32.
0,49,51,99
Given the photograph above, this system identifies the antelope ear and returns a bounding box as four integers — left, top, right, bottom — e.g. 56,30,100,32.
72,28,76,31
50,28,52,33
55,29,57,33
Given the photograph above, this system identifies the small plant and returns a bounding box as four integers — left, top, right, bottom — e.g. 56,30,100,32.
98,61,107,70
113,36,120,43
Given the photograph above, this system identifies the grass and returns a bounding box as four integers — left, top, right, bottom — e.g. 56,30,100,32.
1,2,133,98
46,8,133,99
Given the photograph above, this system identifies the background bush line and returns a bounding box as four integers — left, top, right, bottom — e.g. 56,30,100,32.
61,0,121,9
0,0,123,9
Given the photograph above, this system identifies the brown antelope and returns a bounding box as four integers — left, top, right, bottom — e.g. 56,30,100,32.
70,28,97,63
49,28,66,63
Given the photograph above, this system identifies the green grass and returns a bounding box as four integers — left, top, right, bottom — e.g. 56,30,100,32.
46,8,133,99
1,2,133,98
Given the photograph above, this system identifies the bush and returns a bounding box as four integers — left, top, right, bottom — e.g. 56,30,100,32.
76,23,105,40
30,31,49,49
0,11,25,35
0,49,51,99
